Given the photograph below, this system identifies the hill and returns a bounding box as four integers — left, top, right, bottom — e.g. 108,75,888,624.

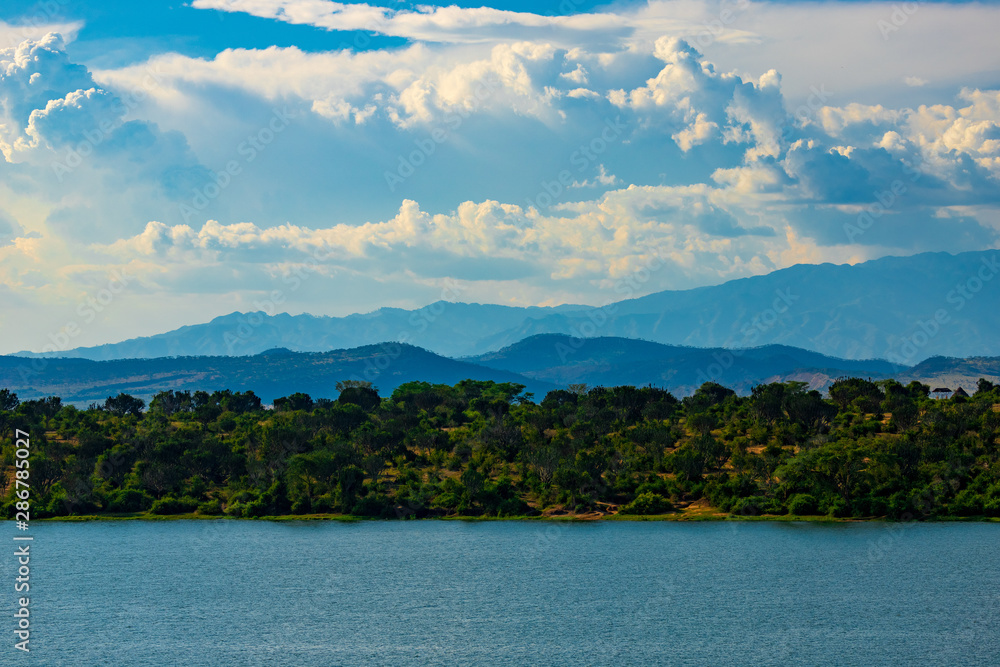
0,344,555,405
899,356,1000,394
467,334,903,395
6,334,999,405
472,250,1000,362
9,250,998,362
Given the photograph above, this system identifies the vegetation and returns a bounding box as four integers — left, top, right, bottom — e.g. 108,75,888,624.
2,378,1000,521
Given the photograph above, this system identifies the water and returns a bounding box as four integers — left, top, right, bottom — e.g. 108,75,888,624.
2,520,998,666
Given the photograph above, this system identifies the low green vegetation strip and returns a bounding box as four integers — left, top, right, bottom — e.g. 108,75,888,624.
2,377,1000,522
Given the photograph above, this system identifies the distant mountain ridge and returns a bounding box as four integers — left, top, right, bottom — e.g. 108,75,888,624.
468,334,1000,396
4,337,997,406
468,334,904,396
11,304,589,361
9,249,1000,361
0,344,557,405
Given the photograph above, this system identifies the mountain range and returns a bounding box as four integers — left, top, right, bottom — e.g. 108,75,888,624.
4,335,996,406
0,344,556,405
11,250,999,363
468,335,902,397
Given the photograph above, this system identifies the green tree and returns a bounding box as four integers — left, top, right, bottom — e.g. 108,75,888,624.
103,393,144,417
274,392,314,412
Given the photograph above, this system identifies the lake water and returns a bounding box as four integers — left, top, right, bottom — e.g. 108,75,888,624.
2,520,998,666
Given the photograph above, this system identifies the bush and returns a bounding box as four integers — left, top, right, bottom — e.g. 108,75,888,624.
949,490,984,516
352,494,392,517
497,497,532,517
43,491,72,517
822,497,850,518
431,492,462,512
620,492,673,515
149,495,199,515
984,497,1000,518
729,496,765,517
787,493,818,516
666,447,704,481
106,488,154,513
197,499,223,515
635,477,677,499
243,499,267,518
311,494,335,514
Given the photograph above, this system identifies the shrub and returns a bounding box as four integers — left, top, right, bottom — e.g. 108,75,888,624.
950,490,984,516
243,499,267,518
149,495,199,515
787,493,818,516
224,501,245,517
311,494,335,514
497,497,531,517
290,497,312,515
822,497,850,518
106,489,154,513
620,492,673,515
729,496,765,517
352,494,391,517
197,499,223,515
431,492,462,512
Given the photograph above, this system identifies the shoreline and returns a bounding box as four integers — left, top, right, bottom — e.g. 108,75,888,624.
21,513,1000,524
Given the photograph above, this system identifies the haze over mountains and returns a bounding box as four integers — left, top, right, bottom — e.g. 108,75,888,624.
469,335,901,397
4,335,997,406
13,250,999,364
0,344,558,405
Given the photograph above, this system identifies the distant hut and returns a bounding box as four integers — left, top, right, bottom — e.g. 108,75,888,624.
930,387,952,400
952,387,970,399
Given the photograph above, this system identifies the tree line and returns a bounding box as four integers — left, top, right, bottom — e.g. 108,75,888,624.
2,377,1000,520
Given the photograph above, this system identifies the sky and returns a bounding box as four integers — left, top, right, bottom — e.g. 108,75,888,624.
1,0,999,353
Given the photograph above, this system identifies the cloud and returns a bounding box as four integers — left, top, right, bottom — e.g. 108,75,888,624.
0,33,96,160
3,2,1000,353
18,32,1000,276
0,208,23,246
904,76,927,88
89,182,818,300
191,0,634,46
188,0,1000,108
0,34,215,241
607,37,786,159
817,104,905,140
570,164,619,189
0,19,83,50
560,63,589,86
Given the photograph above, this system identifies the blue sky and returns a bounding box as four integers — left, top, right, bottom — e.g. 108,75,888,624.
1,0,999,353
